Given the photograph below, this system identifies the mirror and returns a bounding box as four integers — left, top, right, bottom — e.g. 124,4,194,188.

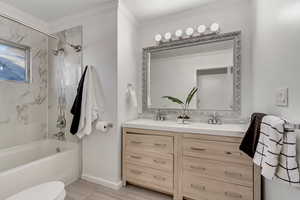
197,66,233,110
143,31,241,117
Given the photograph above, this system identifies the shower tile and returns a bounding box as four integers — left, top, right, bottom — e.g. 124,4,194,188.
48,26,82,143
0,17,48,150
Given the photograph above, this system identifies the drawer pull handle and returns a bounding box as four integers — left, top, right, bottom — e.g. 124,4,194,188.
190,165,206,171
225,151,233,155
153,175,166,181
190,147,206,152
190,184,206,191
131,141,142,144
130,155,142,159
224,171,243,178
153,159,166,164
130,170,142,175
225,191,242,199
154,143,167,147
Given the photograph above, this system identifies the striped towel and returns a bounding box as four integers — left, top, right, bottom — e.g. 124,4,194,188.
253,115,300,186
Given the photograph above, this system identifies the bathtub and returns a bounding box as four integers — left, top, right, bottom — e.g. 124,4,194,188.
0,139,80,199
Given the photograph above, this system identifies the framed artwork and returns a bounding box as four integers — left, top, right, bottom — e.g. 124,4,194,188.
0,39,30,82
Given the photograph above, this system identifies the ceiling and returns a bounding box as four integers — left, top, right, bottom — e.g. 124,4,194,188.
0,0,111,22
123,0,219,20
0,0,220,22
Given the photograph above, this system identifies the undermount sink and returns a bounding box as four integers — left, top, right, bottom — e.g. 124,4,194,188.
123,119,248,137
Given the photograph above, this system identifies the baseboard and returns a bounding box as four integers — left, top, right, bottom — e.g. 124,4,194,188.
65,176,80,186
81,174,122,190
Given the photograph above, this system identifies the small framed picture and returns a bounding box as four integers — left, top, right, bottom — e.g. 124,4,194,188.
0,39,30,83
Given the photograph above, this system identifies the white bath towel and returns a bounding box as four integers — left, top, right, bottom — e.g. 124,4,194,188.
253,115,300,186
77,66,105,138
127,84,138,108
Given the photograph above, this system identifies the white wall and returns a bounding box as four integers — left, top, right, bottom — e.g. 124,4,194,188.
116,2,139,186
117,3,139,123
252,0,300,199
50,1,120,188
138,0,252,119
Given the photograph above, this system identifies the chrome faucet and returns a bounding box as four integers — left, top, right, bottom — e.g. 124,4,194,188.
208,112,222,124
54,131,66,141
155,109,166,121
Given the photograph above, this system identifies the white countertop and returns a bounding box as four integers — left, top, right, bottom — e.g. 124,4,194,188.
123,119,248,137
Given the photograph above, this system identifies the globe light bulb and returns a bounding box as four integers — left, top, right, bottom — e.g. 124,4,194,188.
210,23,220,32
155,34,162,42
175,29,183,38
185,27,194,36
164,32,172,40
197,25,207,34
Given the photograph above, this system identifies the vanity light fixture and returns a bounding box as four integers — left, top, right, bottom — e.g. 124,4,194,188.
210,23,220,33
197,25,207,34
154,23,220,45
154,34,162,42
164,32,172,41
185,27,194,36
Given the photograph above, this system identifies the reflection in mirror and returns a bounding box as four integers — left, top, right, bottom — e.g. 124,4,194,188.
197,67,233,111
148,39,234,110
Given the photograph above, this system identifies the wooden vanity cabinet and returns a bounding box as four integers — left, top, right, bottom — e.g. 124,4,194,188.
122,128,176,195
122,128,261,200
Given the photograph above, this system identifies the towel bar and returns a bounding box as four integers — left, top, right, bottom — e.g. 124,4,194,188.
284,122,300,132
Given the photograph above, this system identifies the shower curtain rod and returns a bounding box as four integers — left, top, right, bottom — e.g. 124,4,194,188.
0,13,59,40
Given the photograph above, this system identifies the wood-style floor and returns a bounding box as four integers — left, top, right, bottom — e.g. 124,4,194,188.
66,179,172,200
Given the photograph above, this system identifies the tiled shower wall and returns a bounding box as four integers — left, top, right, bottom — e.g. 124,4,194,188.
0,18,82,149
0,17,48,149
48,26,82,142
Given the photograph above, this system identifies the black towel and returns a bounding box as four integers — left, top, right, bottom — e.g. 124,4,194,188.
239,113,266,158
70,66,88,135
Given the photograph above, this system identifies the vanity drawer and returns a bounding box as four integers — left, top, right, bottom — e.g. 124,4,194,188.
183,173,253,200
183,157,253,187
183,138,251,165
125,151,173,172
125,134,173,154
126,163,173,194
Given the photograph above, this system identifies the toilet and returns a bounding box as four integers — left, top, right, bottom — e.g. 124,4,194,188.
6,181,66,200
